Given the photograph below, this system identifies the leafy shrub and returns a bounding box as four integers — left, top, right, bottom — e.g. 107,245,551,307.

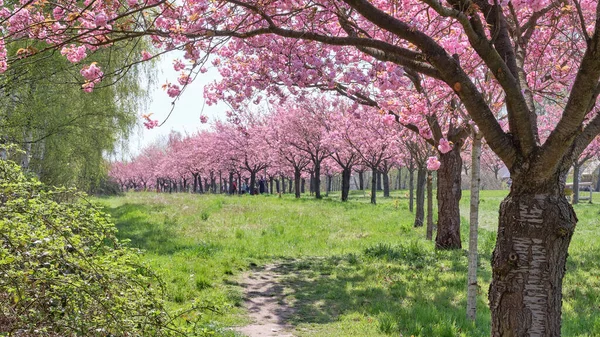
0,159,207,336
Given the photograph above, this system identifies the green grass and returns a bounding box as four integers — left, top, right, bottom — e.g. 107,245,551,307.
94,190,600,337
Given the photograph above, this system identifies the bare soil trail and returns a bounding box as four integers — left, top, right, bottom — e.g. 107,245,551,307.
235,264,297,337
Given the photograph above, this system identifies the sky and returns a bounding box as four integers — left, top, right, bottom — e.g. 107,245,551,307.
125,51,228,157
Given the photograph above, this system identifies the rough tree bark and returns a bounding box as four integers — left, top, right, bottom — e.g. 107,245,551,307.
414,167,426,227
467,132,482,321
489,175,576,336
426,170,434,240
435,145,463,249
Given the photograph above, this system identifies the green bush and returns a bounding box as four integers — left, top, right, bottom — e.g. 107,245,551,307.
0,159,206,336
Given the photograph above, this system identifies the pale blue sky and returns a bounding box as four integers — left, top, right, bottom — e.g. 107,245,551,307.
127,52,228,155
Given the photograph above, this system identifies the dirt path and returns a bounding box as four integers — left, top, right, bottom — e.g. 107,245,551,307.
235,264,296,337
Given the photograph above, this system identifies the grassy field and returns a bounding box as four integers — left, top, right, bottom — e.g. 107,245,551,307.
94,189,600,337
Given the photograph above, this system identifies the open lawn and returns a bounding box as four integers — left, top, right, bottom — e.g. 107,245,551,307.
94,190,600,336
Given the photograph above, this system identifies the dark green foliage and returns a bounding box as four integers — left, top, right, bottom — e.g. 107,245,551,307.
0,160,213,336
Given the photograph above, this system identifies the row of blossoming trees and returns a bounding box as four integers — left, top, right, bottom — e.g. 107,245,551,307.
6,0,600,332
112,98,434,202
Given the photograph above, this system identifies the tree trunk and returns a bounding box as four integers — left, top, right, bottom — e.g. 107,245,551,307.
426,170,434,240
276,179,280,193
383,170,390,197
249,172,256,195
309,173,314,195
341,167,351,202
370,168,377,204
301,178,305,194
377,171,383,191
358,171,364,190
193,173,199,193
467,133,482,321
198,175,204,193
489,185,576,336
409,167,415,212
397,167,402,190
596,166,600,193
281,175,286,194
435,146,463,249
289,179,292,194
314,162,322,199
414,167,426,227
294,168,301,198
325,175,332,196
572,163,580,204
219,173,223,194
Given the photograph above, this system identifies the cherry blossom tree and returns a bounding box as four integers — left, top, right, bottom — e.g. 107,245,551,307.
265,107,312,198
6,0,600,333
214,116,270,195
329,106,400,204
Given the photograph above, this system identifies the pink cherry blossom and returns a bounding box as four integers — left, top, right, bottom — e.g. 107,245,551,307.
178,73,191,85
143,119,159,129
0,38,6,73
427,156,441,171
60,45,87,63
166,84,181,98
438,138,452,154
173,59,186,71
81,81,94,93
94,12,108,27
80,63,103,82
382,114,395,126
141,50,152,61
199,115,208,123
52,6,64,20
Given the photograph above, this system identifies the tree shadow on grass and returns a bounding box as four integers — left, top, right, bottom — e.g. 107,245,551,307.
104,203,221,257
258,245,491,336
